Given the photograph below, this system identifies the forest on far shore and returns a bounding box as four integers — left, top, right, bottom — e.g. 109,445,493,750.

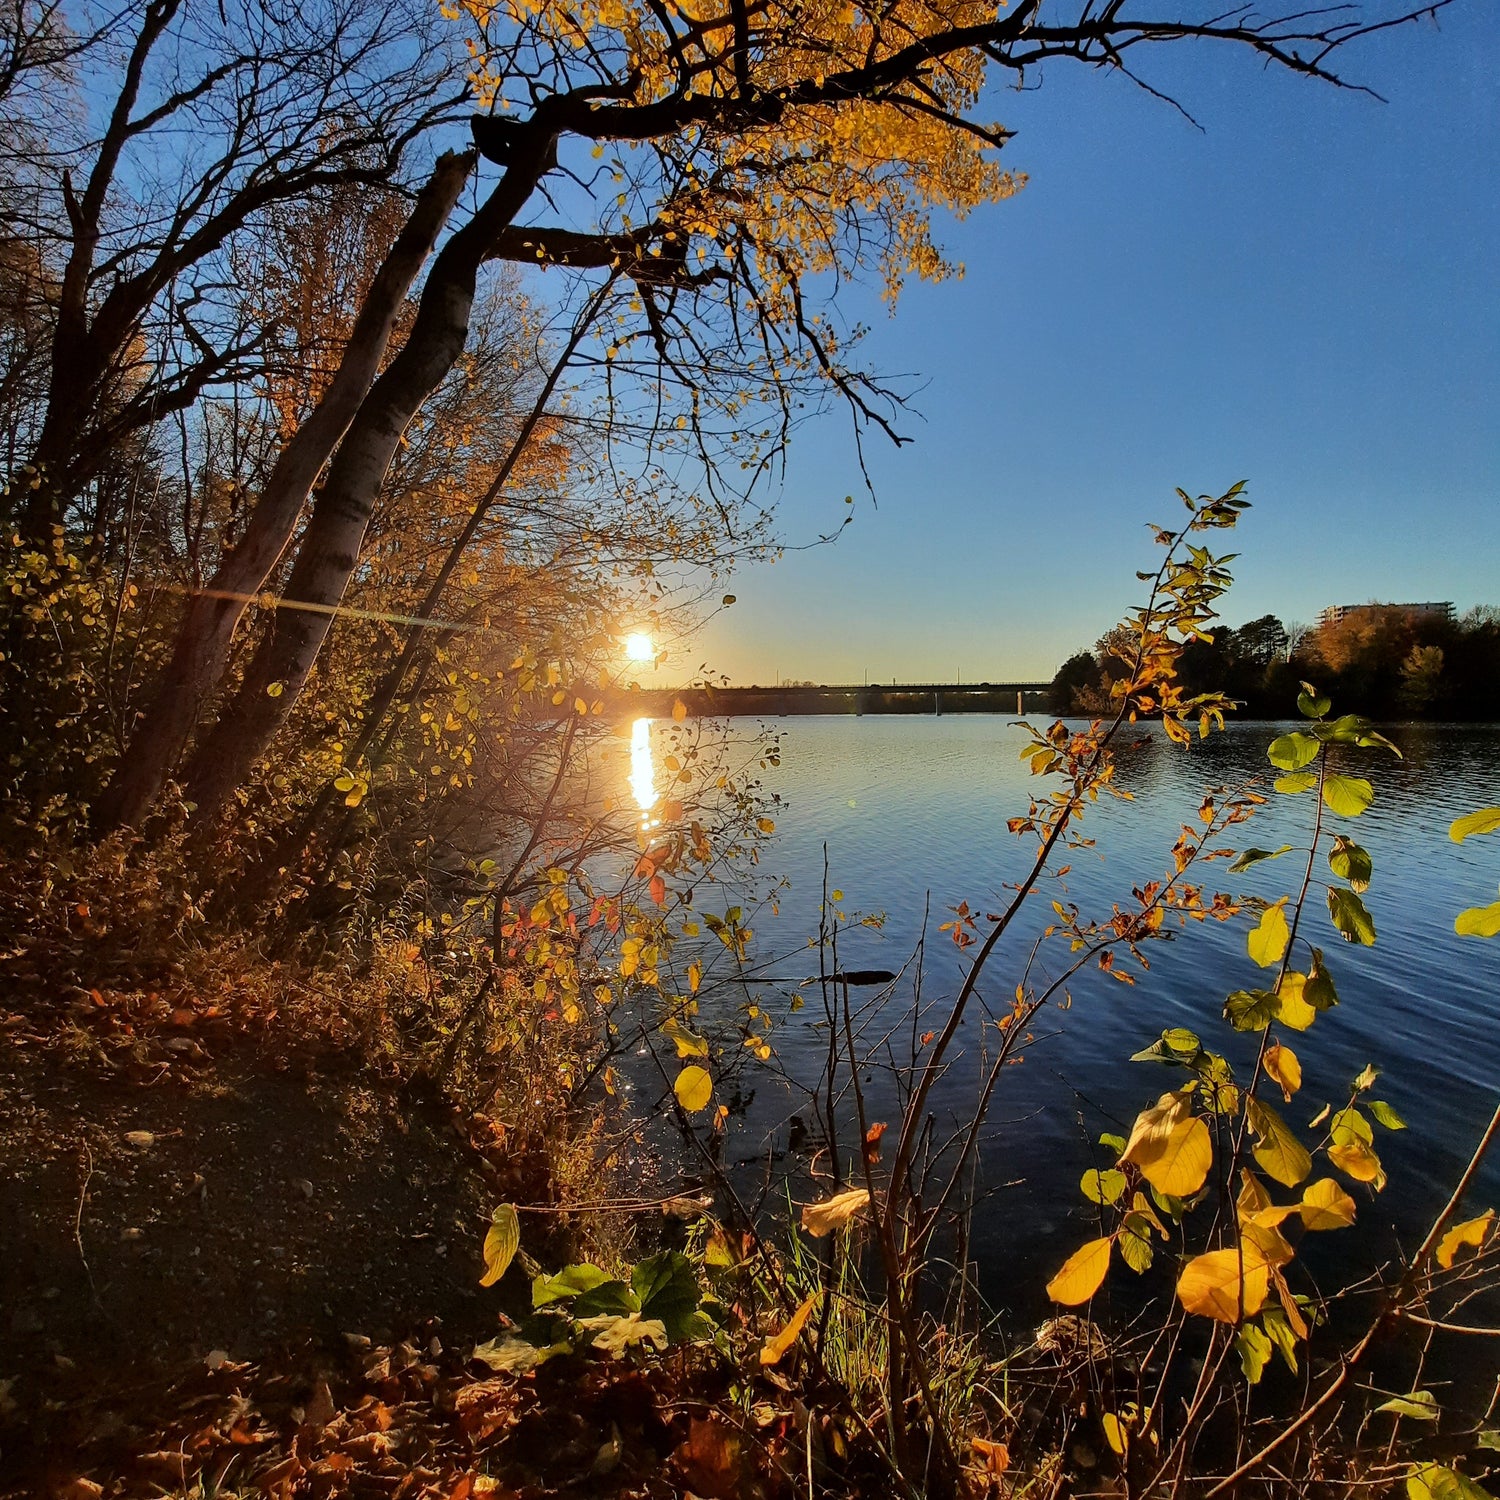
1049,605,1500,721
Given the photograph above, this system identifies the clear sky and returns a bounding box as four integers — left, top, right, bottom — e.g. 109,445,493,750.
650,5,1499,688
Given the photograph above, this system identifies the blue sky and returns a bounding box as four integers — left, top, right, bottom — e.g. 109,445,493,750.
661,4,1499,687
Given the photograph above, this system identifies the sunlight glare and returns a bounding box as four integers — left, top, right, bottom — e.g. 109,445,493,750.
629,717,657,813
624,632,654,662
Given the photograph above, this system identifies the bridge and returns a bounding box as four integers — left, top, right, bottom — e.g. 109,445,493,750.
613,681,1051,718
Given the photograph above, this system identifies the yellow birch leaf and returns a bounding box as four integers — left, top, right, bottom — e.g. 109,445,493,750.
1274,971,1317,1031
759,1292,818,1366
1436,1210,1495,1270
1299,1177,1357,1230
1046,1236,1112,1306
674,1065,712,1113
1264,1043,1302,1101
1248,1098,1312,1188
1176,1246,1270,1322
672,698,688,722
479,1204,520,1287
1102,1412,1127,1457
1328,1139,1385,1188
800,1188,871,1237
1248,901,1290,967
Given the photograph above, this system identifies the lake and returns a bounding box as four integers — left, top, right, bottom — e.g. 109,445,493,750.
622,714,1500,1319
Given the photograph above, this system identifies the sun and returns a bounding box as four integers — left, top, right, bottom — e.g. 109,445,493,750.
624,632,655,662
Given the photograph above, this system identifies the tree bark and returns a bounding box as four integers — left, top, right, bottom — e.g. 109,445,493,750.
93,150,476,833
181,125,560,828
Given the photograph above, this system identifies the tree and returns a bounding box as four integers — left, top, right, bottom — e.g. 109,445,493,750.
10,0,1455,839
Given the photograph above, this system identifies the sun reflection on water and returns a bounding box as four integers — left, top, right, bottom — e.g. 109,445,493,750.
629,717,657,816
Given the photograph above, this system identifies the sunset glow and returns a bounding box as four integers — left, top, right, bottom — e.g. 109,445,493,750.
624,632,654,662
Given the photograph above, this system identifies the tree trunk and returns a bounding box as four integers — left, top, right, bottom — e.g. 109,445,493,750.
181,129,559,828
93,150,475,833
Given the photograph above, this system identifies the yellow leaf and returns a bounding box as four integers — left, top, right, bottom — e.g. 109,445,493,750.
266,681,284,697
672,698,688,722
479,1204,520,1287
1264,1043,1302,1101
1176,1246,1269,1322
663,1017,709,1058
1328,1139,1385,1188
759,1292,818,1366
1247,1098,1312,1188
970,1436,1009,1475
687,959,702,995
674,1065,712,1113
1274,972,1317,1031
1436,1210,1494,1269
1299,1178,1357,1230
1045,1236,1112,1306
1102,1413,1127,1456
800,1188,871,1237
1248,901,1289,967
1121,1090,1212,1197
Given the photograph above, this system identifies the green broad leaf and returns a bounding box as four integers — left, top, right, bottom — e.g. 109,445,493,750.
1267,732,1320,772
1229,845,1293,873
1149,1183,1186,1220
1099,1132,1127,1153
1081,1168,1128,1205
1407,1463,1498,1500
532,1262,613,1308
1261,1306,1300,1373
1378,1391,1440,1422
1328,888,1377,945
569,1279,638,1320
479,1204,521,1288
1274,771,1318,795
1297,688,1331,719
1130,1028,1206,1066
1321,774,1374,818
1451,808,1500,844
1456,903,1500,939
1305,950,1340,1010
1225,990,1280,1032
1118,1217,1154,1273
1248,902,1290,968
1477,1432,1500,1452
1328,837,1373,892
632,1251,704,1342
1367,1100,1407,1130
1315,713,1373,744
1236,1322,1273,1384
1355,728,1402,757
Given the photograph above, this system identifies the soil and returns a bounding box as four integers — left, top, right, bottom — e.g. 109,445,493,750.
0,985,543,1494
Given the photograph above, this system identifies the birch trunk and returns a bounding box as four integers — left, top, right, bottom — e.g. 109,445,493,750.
94,150,475,833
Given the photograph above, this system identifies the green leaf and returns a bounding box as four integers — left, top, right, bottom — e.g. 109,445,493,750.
1236,1322,1273,1384
1297,688,1331,719
1378,1391,1440,1421
1367,1100,1407,1131
1261,1306,1300,1373
479,1204,521,1288
1225,990,1280,1032
1274,771,1318,795
632,1251,704,1343
471,1334,564,1373
1267,732,1320,771
1328,888,1377,945
1408,1463,1498,1500
1456,903,1500,939
532,1263,613,1308
1248,902,1290,968
1081,1168,1128,1205
1451,808,1500,844
1322,774,1374,818
1118,1214,1154,1272
1305,950,1340,1010
1229,845,1293,873
1328,836,1373,892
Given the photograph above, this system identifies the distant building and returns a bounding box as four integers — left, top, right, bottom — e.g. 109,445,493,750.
1318,601,1454,629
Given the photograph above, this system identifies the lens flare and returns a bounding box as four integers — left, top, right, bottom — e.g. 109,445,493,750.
629,717,657,812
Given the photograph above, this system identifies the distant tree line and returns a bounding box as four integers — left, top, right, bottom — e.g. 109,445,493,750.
1049,607,1500,721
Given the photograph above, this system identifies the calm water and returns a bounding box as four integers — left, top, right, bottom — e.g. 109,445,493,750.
625,716,1500,1314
